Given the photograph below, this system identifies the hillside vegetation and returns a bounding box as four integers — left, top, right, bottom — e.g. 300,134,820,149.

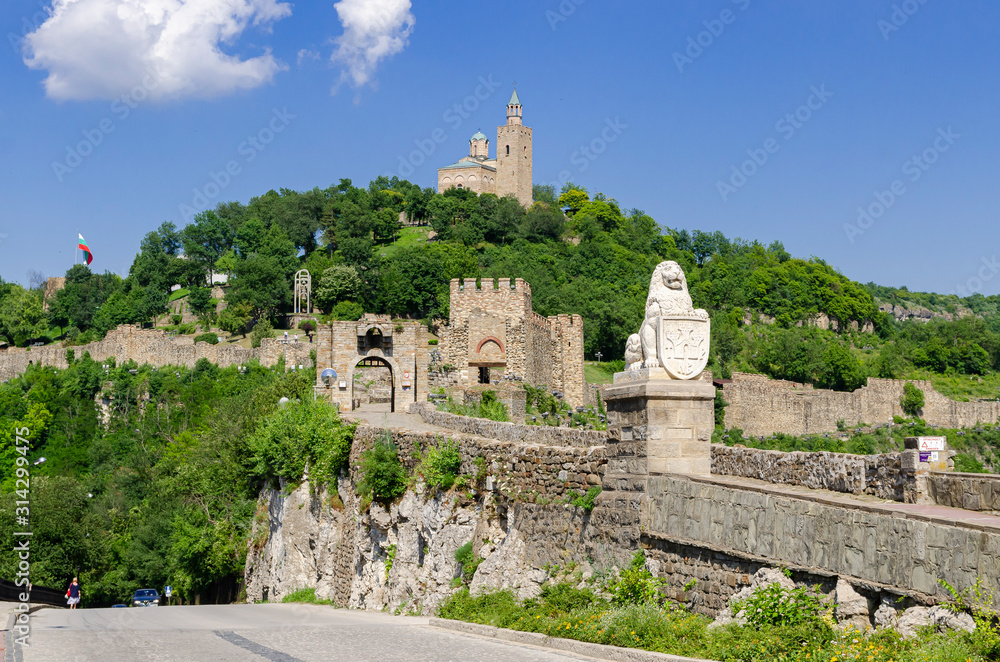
3,179,1000,396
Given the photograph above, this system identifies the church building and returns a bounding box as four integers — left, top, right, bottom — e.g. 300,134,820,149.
437,89,533,207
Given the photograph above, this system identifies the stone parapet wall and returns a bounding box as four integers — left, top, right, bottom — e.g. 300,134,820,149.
927,472,1000,512
0,325,312,381
711,445,907,502
410,404,605,449
352,425,605,501
647,474,998,604
723,372,1000,437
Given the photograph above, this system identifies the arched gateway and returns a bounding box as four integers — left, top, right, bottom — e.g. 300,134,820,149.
314,315,429,412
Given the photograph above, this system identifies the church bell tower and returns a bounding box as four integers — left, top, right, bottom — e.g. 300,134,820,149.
495,88,533,207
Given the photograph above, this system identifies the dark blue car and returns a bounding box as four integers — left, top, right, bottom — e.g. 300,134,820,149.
131,589,160,607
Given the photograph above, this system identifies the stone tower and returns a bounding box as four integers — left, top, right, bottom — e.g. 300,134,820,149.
495,89,533,207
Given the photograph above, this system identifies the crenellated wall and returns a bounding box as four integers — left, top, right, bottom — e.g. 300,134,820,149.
439,277,585,407
722,372,1000,437
0,325,312,381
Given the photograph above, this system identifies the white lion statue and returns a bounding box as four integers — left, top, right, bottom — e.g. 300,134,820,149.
629,261,708,369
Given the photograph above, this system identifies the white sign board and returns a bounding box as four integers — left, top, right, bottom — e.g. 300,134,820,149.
165,585,172,597
917,436,947,451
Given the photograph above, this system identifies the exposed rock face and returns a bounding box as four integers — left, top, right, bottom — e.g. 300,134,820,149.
834,579,872,630
244,476,349,604
246,478,513,615
896,605,976,638
343,488,482,614
874,595,899,629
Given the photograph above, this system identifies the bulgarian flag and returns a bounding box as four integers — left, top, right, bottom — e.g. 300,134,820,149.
78,234,93,266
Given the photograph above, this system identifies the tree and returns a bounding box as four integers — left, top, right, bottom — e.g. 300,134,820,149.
218,302,253,338
250,318,273,348
298,319,316,341
181,211,234,280
315,266,363,312
901,383,925,417
187,287,214,318
0,286,47,346
558,184,589,213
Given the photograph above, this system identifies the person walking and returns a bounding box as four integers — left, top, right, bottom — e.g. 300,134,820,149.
66,577,81,609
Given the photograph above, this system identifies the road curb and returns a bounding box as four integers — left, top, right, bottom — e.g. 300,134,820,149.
427,618,718,662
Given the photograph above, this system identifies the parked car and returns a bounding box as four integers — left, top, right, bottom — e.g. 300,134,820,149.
132,589,160,607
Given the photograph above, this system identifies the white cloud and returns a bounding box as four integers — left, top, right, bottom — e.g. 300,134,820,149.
23,0,292,101
297,48,321,65
331,0,414,91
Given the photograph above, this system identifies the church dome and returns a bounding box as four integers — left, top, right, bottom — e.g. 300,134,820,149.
470,131,488,141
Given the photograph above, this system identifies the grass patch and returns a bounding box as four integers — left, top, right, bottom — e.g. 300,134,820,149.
903,369,1000,402
720,418,1000,473
168,288,190,302
584,362,616,384
281,588,334,605
438,581,999,662
375,226,432,259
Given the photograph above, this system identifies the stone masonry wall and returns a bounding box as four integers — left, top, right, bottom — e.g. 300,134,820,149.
723,372,1000,437
0,325,312,381
442,277,586,408
647,474,999,604
352,425,605,502
927,472,1000,513
711,445,908,502
411,404,605,449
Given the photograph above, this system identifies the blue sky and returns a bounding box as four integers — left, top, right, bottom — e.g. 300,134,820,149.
1,0,998,297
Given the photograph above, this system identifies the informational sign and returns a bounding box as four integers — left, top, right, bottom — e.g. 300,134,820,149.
402,380,411,389
919,452,931,463
339,381,347,389
165,586,172,598
917,436,947,451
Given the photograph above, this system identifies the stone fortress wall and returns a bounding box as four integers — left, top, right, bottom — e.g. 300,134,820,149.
722,371,1000,437
436,277,586,408
0,325,312,382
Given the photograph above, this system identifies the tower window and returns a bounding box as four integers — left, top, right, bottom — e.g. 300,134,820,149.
506,145,510,156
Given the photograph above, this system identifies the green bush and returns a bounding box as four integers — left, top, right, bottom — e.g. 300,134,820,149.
901,382,925,417
418,438,462,491
250,318,274,348
731,582,829,630
454,541,483,582
357,431,408,504
249,398,354,487
610,552,663,606
333,301,364,321
566,486,602,511
194,332,219,345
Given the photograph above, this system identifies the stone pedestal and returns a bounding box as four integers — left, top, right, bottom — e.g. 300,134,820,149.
604,376,716,475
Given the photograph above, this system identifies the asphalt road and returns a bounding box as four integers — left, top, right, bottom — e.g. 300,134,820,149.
14,604,602,662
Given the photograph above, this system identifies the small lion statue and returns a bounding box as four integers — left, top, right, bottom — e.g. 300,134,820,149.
625,261,708,369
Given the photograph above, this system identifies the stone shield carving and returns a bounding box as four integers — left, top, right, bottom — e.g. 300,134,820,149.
657,315,710,380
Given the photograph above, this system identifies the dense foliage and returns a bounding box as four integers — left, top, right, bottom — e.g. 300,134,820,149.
0,354,346,605
6,177,1000,395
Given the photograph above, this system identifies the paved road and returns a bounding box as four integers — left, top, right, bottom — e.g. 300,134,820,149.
15,604,601,662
